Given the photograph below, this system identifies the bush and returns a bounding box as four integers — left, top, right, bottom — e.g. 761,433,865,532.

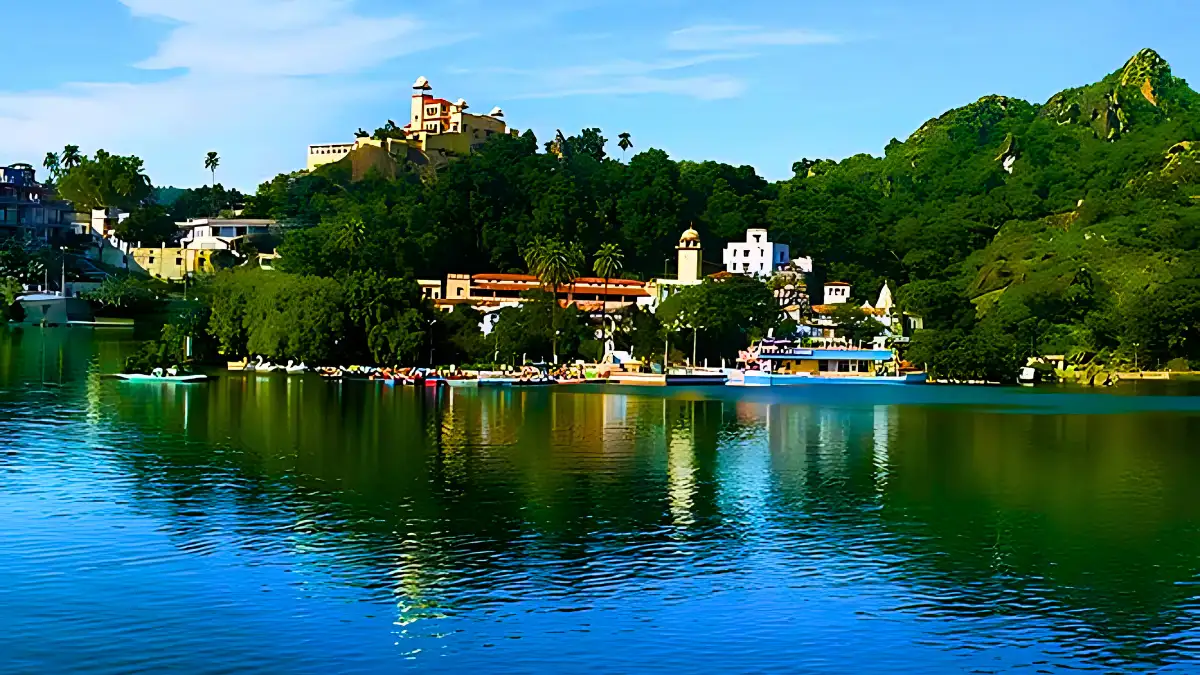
2,277,25,322
83,275,165,315
1166,357,1191,372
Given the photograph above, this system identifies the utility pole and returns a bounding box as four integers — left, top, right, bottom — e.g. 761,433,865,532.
663,331,669,374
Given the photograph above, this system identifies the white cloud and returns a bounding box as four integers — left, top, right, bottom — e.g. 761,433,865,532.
465,54,751,101
521,75,746,101
123,0,456,76
668,25,841,51
0,0,451,188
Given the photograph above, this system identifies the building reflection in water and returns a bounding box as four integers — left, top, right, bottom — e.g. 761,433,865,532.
665,399,698,528
873,404,892,494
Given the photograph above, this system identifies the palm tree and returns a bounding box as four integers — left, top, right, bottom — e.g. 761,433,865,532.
617,132,633,157
524,237,582,363
593,243,624,354
61,145,82,170
43,152,61,183
204,151,221,216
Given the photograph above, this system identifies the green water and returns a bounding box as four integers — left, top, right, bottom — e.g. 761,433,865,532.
3,327,1200,673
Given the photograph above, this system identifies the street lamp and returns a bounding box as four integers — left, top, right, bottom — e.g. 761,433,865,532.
692,324,703,369
428,318,438,366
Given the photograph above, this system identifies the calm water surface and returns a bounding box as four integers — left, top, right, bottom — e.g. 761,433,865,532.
4,327,1200,673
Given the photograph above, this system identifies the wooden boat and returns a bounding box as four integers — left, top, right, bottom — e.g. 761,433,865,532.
479,376,519,386
666,370,728,386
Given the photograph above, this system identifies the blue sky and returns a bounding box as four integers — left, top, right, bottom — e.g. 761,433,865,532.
2,0,1197,191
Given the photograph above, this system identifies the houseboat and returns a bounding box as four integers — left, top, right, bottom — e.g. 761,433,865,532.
729,342,927,386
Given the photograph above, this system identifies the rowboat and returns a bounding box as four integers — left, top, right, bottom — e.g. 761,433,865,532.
445,378,479,387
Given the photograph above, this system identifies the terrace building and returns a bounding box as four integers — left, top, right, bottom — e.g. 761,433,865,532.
436,273,651,313
0,164,74,242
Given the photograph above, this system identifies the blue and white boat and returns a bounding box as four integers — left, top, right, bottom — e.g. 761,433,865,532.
728,346,927,387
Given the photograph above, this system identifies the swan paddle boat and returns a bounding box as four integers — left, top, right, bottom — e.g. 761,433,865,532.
116,367,208,383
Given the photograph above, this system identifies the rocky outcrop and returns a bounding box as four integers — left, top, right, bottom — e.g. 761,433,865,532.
1162,141,1199,186
1039,49,1186,142
1120,48,1171,106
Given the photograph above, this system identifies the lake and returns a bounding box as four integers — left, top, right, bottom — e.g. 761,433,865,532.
3,327,1200,673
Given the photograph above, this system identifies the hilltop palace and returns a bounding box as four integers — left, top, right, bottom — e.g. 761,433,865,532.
307,77,517,172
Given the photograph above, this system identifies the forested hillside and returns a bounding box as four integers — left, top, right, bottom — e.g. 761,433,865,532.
244,48,1200,373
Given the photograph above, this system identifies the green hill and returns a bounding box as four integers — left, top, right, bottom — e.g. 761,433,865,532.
767,48,1200,375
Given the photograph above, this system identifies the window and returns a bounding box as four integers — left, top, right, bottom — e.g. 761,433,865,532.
149,256,155,264
753,234,761,242
744,249,750,257
457,287,464,297
860,361,872,373
779,252,785,261
818,360,830,372
838,361,852,373
176,258,183,266
742,263,749,271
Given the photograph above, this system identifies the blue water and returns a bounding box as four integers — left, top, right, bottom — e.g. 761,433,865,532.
3,328,1200,673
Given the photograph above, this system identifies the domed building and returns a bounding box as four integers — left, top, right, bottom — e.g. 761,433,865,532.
677,228,702,283
646,227,706,308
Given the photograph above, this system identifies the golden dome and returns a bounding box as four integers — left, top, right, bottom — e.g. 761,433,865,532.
680,228,700,243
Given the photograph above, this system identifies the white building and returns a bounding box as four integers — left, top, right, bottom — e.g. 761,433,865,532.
178,218,274,251
810,281,923,349
722,228,790,278
823,281,852,305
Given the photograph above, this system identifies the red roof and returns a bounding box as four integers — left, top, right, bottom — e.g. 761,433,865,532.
471,273,645,288
473,282,647,297
571,277,645,287
825,281,851,286
812,304,885,316
473,273,537,282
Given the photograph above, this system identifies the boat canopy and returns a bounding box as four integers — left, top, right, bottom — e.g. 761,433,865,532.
756,349,894,361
